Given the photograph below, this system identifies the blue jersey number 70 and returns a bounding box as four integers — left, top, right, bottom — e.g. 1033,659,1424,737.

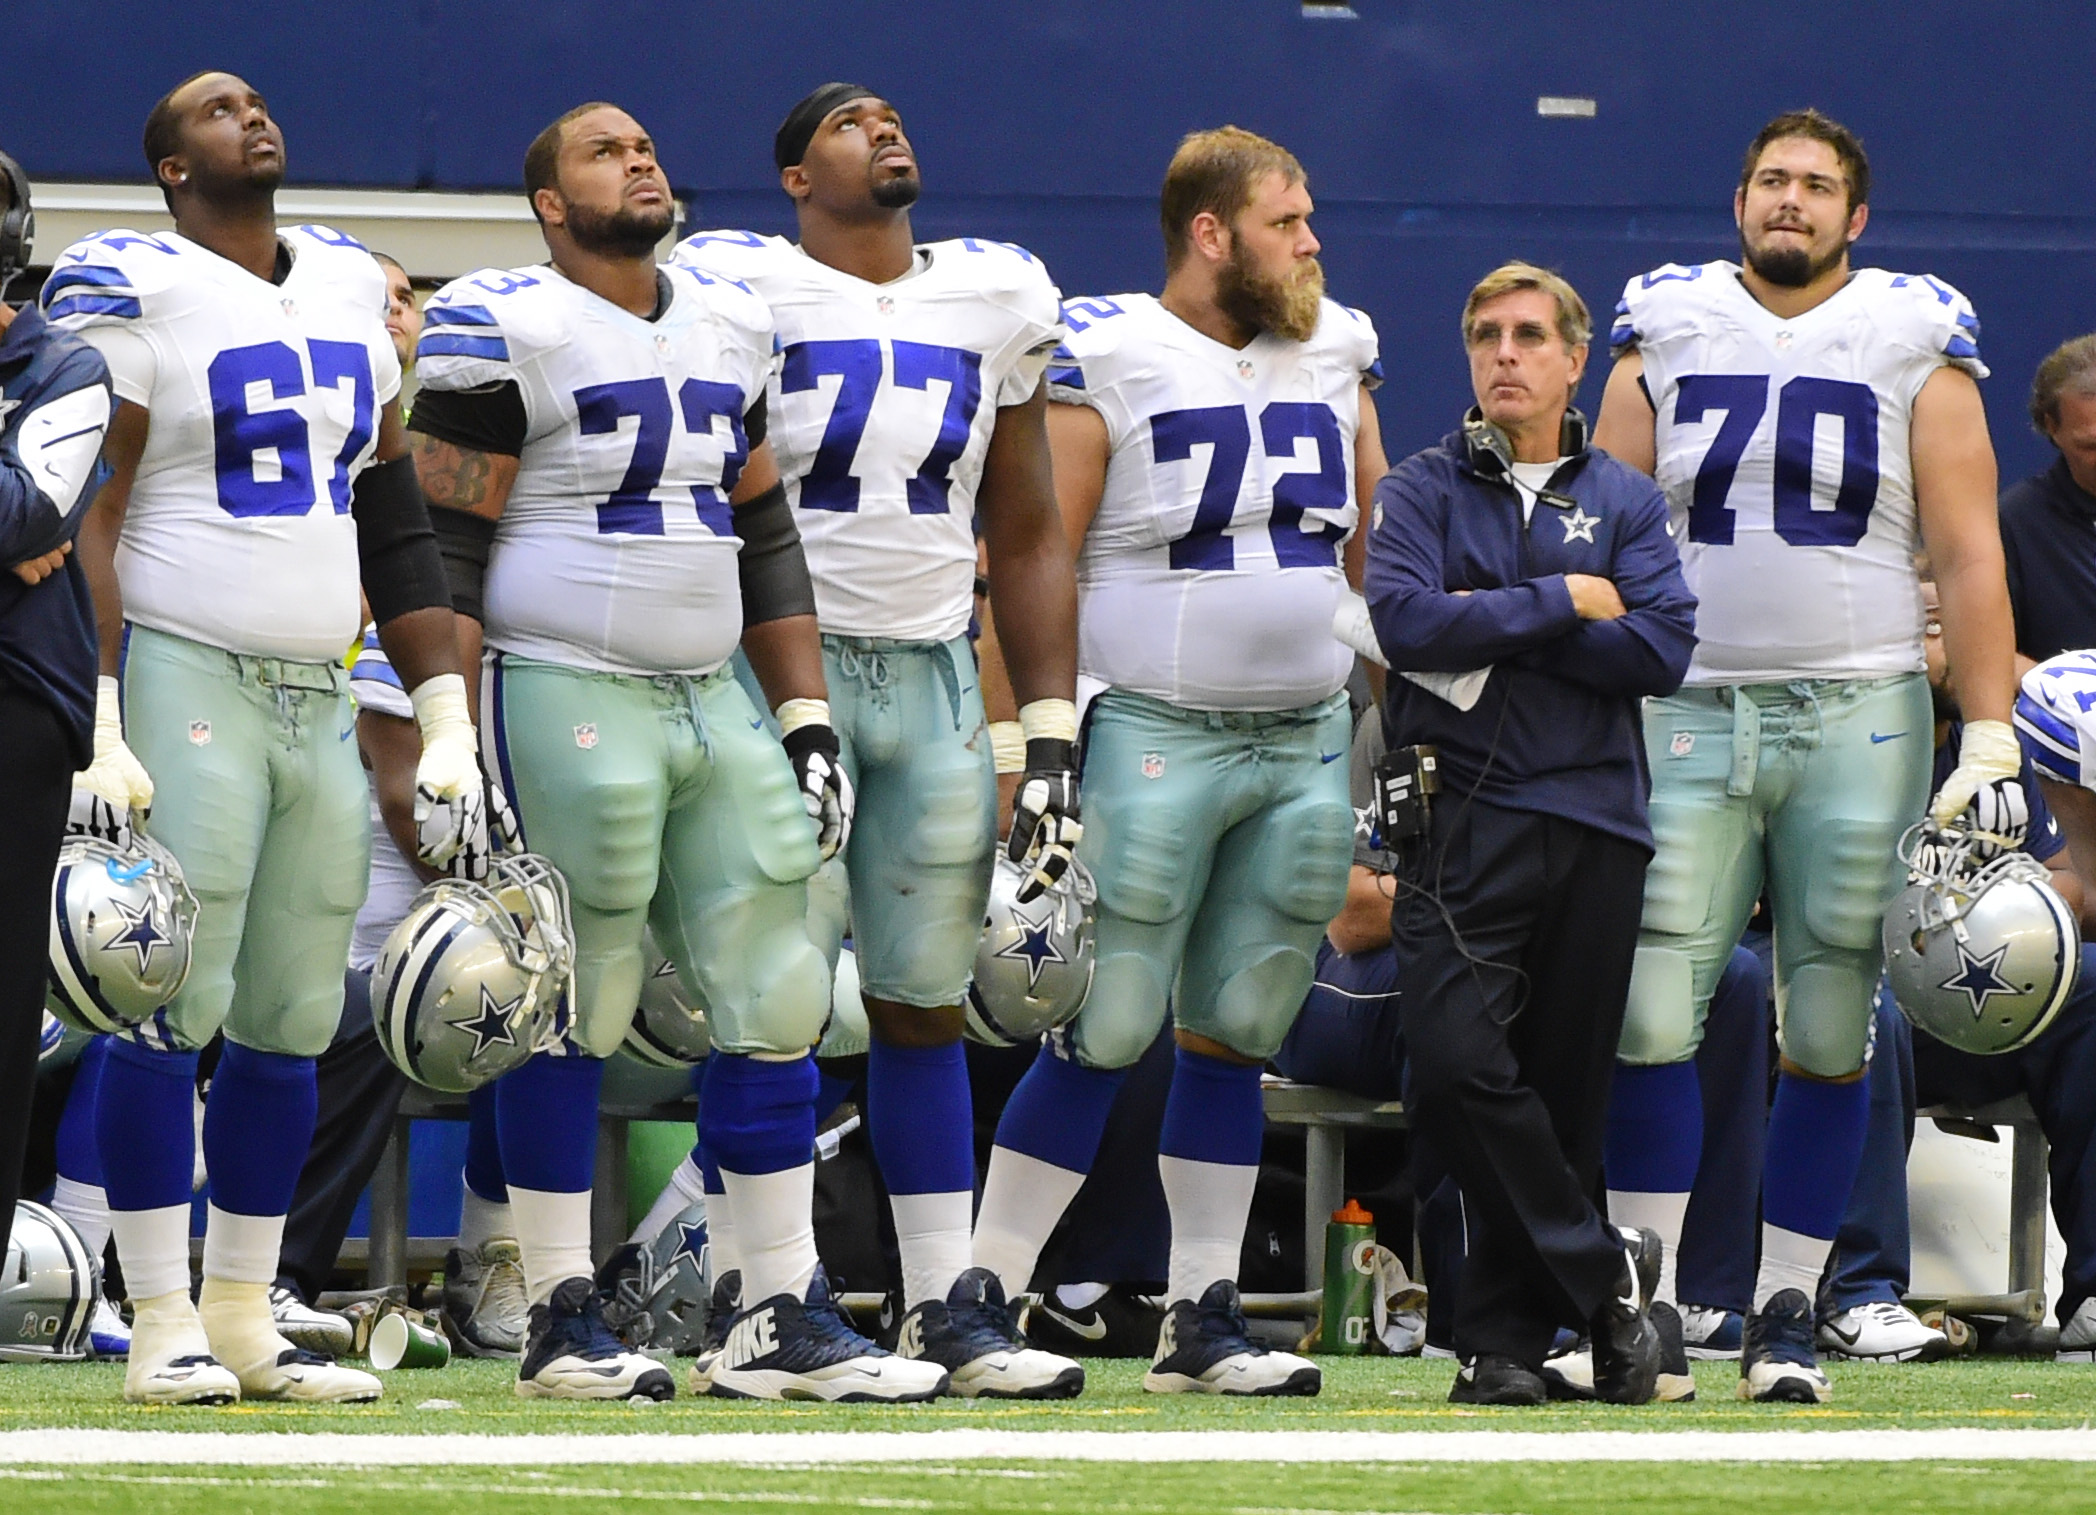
1677,373,1881,547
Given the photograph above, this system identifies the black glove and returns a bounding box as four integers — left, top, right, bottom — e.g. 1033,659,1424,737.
1006,737,1083,903
782,723,853,861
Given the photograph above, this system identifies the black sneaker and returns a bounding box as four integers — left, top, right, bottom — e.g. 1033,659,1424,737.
1738,1288,1831,1403
1450,1352,1547,1405
1024,1284,1165,1358
1590,1229,1661,1405
685,1269,741,1394
1143,1280,1319,1396
516,1276,675,1401
706,1269,948,1402
895,1268,1083,1399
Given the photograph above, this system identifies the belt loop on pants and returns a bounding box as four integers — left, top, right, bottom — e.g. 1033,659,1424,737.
1727,685,1759,797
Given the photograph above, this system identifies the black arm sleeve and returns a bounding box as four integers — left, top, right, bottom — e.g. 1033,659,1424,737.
351,455,454,625
406,381,529,457
431,505,497,623
734,479,817,626
743,392,767,449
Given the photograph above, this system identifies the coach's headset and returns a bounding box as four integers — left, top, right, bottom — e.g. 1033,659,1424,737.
0,150,33,297
1459,404,1589,485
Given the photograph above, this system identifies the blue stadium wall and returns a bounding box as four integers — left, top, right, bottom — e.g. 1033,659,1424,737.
9,1,2095,481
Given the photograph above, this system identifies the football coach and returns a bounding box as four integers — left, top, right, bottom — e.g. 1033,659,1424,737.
0,151,114,1263
1364,262,1695,1406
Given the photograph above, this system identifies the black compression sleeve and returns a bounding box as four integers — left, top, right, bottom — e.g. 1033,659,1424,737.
407,381,529,457
351,455,453,624
431,506,496,623
744,392,767,449
734,479,816,626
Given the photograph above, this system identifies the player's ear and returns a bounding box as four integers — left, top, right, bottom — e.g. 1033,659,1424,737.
1188,210,1229,267
1844,200,1869,246
156,153,186,194
1731,184,1746,229
779,164,809,203
532,185,566,229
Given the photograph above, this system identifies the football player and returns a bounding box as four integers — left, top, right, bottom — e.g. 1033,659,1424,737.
969,127,1387,1396
409,102,938,1402
47,71,483,1405
1593,108,2022,1402
672,84,1082,1396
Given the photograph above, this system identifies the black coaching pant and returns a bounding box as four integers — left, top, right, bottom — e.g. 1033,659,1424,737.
0,684,80,1262
1393,797,1647,1367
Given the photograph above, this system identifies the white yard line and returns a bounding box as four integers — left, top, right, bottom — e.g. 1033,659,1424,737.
6,1428,2096,1465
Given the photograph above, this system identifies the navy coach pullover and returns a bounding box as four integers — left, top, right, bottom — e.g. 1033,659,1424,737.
1364,431,1696,851
0,304,111,767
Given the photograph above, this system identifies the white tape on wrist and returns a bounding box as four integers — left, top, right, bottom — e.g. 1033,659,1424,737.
1018,698,1078,745
988,720,1027,775
409,672,475,746
775,697,831,737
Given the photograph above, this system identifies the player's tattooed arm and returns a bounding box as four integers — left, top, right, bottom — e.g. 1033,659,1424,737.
982,384,1079,706
1592,349,1658,477
409,432,518,522
75,399,149,676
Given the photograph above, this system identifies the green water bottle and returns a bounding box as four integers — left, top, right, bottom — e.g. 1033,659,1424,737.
1322,1198,1377,1355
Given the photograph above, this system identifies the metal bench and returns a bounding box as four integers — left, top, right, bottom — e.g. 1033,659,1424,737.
1909,1093,2050,1323
1260,1079,1408,1293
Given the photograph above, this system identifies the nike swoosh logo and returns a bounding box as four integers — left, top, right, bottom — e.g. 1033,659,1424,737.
1869,732,1906,744
1320,751,1343,764
1825,1321,1864,1346
749,719,765,731
339,727,356,741
1039,1305,1108,1341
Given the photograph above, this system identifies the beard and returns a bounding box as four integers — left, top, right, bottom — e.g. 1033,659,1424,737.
566,198,675,257
1215,242,1325,343
1741,226,1847,289
870,168,921,210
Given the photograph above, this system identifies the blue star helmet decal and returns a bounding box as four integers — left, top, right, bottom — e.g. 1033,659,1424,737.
669,1217,708,1273
107,896,168,973
1939,940,2018,1020
456,982,525,1057
992,908,1067,991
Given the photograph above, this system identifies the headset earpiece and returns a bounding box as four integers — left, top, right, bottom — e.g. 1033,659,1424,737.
0,151,34,297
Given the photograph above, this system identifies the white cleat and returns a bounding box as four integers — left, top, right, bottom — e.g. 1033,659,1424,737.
707,1271,946,1403
201,1281,381,1404
1143,1281,1319,1397
1817,1300,1948,1363
1680,1303,1745,1360
236,1346,385,1403
894,1268,1084,1400
268,1284,355,1357
124,1302,241,1406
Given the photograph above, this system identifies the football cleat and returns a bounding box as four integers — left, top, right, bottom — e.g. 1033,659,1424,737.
236,1346,384,1403
1587,1229,1662,1405
707,1270,947,1403
1817,1300,1949,1363
442,1239,530,1358
1022,1283,1165,1358
2056,1296,2096,1362
1738,1288,1832,1403
124,1301,240,1405
1449,1352,1547,1406
1542,1310,1695,1404
1144,1281,1319,1397
1680,1302,1744,1360
88,1297,131,1359
516,1276,675,1401
268,1284,354,1357
686,1268,741,1395
895,1267,1083,1399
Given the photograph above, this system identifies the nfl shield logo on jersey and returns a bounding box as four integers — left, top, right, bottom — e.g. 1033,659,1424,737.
574,724,599,750
188,720,211,746
1141,752,1165,780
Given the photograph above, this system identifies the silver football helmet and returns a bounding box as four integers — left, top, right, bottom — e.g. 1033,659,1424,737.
965,853,1096,1047
1883,821,2081,1056
371,853,574,1092
621,933,713,1068
47,831,199,1035
600,1198,712,1355
1,1201,100,1362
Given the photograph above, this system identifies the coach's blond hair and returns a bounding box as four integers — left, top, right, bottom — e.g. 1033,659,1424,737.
1160,127,1305,271
1461,262,1592,350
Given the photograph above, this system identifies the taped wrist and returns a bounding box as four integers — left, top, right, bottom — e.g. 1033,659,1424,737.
734,479,817,626
430,504,496,623
351,455,452,624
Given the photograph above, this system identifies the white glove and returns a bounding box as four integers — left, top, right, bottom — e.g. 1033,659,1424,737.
1928,718,2024,831
410,673,488,876
70,674,153,845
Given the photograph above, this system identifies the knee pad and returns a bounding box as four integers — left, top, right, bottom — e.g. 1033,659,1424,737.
1068,950,1172,1070
1776,962,1874,1078
731,933,832,1055
1196,945,1320,1062
1619,945,1700,1065
1259,801,1355,925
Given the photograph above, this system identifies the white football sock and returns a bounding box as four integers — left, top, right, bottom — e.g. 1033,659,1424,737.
628,1153,708,1248
1608,1188,1691,1306
972,1147,1088,1301
705,1181,741,1282
109,1203,193,1302
201,1205,285,1287
507,1185,594,1306
719,1163,818,1305
456,1184,514,1254
49,1177,112,1261
1056,1280,1110,1310
1159,1154,1257,1306
890,1190,974,1308
1754,1223,1834,1312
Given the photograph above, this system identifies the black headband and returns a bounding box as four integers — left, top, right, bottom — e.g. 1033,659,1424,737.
774,82,879,171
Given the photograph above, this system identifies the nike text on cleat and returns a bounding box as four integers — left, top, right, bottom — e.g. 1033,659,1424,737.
1144,1280,1320,1397
1817,1300,1948,1363
706,1270,947,1403
238,1346,384,1404
267,1284,354,1357
516,1276,675,1401
1680,1302,1744,1360
894,1268,1083,1399
442,1239,529,1358
1738,1288,1832,1403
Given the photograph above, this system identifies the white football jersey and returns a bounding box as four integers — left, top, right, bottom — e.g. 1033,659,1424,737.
2016,650,2096,789
1616,261,1986,685
42,225,401,661
670,230,1063,642
415,262,774,677
1048,293,1379,711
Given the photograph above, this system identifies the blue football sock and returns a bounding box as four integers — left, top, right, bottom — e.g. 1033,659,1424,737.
995,1041,1128,1173
815,1068,856,1128
1158,1046,1264,1168
96,1039,199,1213
464,1081,507,1203
1606,1060,1704,1193
700,1053,818,1177
202,1043,319,1217
495,1052,604,1194
865,1038,973,1195
1763,1070,1871,1241
56,1036,109,1187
